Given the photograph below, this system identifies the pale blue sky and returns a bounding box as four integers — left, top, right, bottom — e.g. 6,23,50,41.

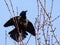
0,0,60,45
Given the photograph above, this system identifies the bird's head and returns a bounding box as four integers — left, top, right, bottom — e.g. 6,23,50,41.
20,10,27,16
19,10,27,19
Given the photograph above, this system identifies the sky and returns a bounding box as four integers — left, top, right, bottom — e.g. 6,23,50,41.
0,0,60,45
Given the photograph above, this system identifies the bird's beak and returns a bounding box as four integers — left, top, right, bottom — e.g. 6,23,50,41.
25,10,27,12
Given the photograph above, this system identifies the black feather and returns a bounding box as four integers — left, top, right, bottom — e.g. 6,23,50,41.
4,11,36,42
9,28,28,42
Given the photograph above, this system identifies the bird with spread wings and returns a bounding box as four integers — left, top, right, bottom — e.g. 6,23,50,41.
4,11,36,42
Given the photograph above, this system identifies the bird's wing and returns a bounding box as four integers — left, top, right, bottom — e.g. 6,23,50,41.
9,28,28,42
9,28,19,42
4,16,19,27
26,20,36,36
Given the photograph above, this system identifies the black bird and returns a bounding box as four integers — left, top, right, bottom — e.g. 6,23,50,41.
4,11,27,27
4,11,36,42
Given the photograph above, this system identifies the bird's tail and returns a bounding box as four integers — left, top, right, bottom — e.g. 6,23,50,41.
9,28,28,42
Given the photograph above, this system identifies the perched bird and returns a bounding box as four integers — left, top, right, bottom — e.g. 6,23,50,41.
4,11,36,42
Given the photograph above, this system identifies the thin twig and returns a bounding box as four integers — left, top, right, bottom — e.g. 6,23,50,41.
39,0,50,19
9,0,15,16
44,0,46,9
9,0,24,44
26,35,31,45
50,25,60,45
52,15,60,22
5,30,7,45
50,0,54,16
4,0,12,17
16,7,18,16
